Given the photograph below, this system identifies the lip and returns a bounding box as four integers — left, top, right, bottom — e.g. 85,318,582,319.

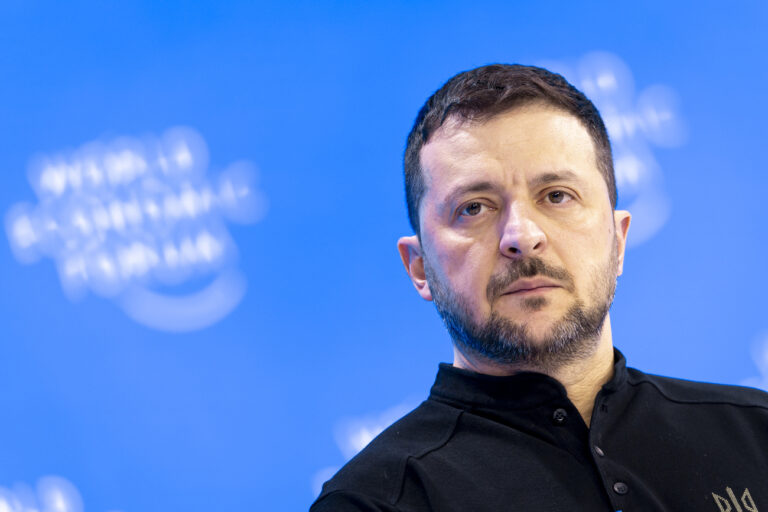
502,278,562,296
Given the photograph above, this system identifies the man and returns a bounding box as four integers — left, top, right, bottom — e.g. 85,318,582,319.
311,64,768,511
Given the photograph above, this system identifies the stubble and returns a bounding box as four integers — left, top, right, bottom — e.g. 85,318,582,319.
425,246,618,374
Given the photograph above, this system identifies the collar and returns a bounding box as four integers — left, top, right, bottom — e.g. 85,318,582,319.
429,348,628,410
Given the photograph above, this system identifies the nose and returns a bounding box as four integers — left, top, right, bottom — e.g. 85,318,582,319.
499,203,547,258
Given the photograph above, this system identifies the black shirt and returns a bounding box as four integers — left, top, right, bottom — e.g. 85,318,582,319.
311,350,768,511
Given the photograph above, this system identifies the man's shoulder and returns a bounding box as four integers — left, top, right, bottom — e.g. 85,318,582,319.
313,399,462,509
626,366,768,409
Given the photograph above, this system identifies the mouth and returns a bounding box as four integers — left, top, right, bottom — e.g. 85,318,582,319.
501,279,562,297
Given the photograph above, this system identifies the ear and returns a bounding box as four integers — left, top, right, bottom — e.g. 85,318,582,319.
613,210,631,276
397,235,433,301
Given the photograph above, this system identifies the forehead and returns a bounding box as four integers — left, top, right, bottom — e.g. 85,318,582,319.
419,104,601,195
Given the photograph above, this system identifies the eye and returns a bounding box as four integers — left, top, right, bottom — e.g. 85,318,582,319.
459,201,486,216
545,190,574,204
459,201,483,217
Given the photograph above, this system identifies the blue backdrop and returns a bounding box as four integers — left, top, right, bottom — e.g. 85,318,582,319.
1,1,766,510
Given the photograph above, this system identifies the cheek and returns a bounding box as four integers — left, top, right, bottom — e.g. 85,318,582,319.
551,218,615,282
429,234,496,299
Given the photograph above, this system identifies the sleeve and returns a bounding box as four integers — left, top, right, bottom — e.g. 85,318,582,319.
310,490,400,512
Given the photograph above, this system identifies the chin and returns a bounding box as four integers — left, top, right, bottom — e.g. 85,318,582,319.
501,307,566,328
519,326,563,346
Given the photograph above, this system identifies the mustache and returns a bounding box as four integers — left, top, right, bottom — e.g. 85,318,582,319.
486,257,575,302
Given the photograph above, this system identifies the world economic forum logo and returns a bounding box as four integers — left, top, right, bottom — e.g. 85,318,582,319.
5,127,266,332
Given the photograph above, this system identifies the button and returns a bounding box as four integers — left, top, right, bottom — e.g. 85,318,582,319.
552,408,568,424
613,481,628,495
594,445,605,457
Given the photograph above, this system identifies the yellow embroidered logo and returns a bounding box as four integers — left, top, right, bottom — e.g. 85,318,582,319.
711,487,759,512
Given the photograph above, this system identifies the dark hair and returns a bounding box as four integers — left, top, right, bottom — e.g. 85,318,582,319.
404,64,616,236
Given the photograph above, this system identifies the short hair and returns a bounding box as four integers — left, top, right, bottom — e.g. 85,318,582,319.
403,64,617,236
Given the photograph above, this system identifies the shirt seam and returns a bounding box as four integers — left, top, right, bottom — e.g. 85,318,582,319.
627,378,768,410
390,408,465,506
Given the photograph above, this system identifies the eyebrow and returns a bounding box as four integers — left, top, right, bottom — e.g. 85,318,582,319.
448,181,499,197
528,170,581,188
441,170,584,208
446,171,581,199
443,181,501,206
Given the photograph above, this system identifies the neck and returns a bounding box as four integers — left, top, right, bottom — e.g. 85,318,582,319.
452,315,616,427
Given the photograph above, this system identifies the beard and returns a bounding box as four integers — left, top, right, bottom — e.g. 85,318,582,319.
424,244,618,373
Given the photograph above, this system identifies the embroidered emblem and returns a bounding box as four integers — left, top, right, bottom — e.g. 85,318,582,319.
711,487,758,512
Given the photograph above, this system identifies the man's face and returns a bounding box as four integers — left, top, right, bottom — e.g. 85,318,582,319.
398,103,631,370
